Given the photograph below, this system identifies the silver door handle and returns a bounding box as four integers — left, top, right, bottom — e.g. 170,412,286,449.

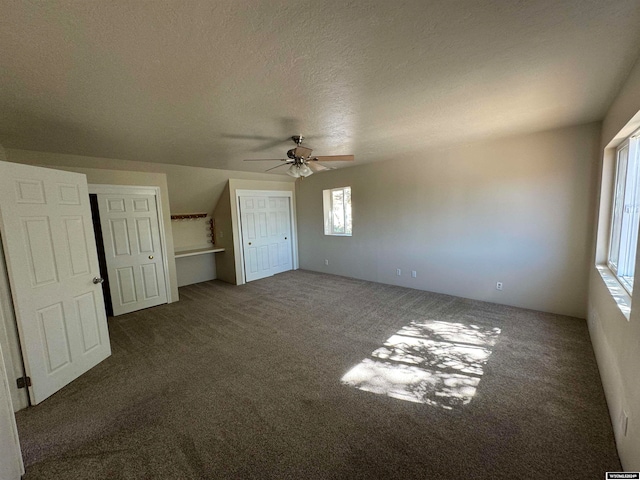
93,277,104,284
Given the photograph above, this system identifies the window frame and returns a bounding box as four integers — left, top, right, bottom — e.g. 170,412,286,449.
608,132,640,295
323,186,352,236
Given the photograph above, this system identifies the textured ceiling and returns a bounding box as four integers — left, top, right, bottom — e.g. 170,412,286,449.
1,0,640,174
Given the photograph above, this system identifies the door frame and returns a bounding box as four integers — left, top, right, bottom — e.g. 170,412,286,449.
235,190,298,285
0,326,24,479
89,185,173,304
0,236,29,411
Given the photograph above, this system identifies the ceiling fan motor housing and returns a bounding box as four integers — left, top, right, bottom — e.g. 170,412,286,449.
287,146,313,162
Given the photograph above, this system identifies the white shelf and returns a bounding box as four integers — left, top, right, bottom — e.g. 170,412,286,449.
174,247,225,258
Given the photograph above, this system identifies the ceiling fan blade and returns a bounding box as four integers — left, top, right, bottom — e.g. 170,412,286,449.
307,162,331,172
294,146,313,158
265,162,292,172
311,155,354,162
243,158,287,162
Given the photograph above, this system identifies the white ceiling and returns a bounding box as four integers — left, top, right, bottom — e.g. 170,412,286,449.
1,0,640,174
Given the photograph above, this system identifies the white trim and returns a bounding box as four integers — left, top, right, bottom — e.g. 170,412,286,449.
0,234,29,412
88,184,173,303
323,186,353,236
0,330,23,479
596,265,631,320
606,134,640,296
235,189,298,285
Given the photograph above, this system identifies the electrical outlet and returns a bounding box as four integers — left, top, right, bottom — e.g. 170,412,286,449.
411,270,417,278
496,282,503,291
396,268,402,276
324,259,329,266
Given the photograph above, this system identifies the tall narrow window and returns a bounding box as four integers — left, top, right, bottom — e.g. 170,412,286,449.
608,133,640,294
323,186,352,236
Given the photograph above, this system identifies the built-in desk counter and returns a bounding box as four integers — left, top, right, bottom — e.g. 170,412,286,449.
174,247,225,258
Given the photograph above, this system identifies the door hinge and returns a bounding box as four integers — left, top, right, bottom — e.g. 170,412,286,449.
16,376,31,389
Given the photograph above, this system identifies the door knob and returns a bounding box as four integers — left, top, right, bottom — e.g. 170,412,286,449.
148,255,154,259
284,237,287,240
248,242,252,245
93,277,104,284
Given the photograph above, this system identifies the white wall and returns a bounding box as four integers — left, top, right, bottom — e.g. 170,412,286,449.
175,254,217,287
296,122,600,318
588,53,640,471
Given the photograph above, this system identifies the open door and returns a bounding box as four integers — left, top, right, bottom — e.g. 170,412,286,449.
0,161,111,405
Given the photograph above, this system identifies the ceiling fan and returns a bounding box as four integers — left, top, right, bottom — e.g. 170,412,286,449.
244,135,354,178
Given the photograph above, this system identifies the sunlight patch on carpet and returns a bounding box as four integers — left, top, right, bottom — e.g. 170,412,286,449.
341,320,501,409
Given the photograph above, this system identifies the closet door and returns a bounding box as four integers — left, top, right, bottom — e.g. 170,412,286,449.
239,195,292,282
97,193,168,315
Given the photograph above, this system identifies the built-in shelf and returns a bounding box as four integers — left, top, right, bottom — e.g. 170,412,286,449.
174,247,225,258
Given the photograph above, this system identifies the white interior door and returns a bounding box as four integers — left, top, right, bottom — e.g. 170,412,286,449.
240,195,292,282
97,193,168,316
0,161,111,405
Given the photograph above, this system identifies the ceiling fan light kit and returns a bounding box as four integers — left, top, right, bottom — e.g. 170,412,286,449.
244,135,354,176
286,163,313,178
286,164,300,178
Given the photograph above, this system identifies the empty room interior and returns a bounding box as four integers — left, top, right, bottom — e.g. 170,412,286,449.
1,1,640,478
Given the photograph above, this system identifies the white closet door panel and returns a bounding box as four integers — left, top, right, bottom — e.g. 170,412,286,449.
74,291,102,353
63,217,91,276
37,303,71,373
240,194,293,282
141,264,160,298
136,218,154,253
98,194,167,315
115,267,137,305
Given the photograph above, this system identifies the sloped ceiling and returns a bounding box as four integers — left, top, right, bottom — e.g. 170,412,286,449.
1,0,640,174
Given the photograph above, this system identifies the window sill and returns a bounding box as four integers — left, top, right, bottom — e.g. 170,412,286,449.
596,265,631,320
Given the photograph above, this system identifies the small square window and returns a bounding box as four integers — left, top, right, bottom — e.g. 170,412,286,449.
323,186,352,236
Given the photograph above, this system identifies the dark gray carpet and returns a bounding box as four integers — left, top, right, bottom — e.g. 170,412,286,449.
16,270,621,479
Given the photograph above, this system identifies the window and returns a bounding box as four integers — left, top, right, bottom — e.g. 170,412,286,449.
323,186,352,236
608,132,640,294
